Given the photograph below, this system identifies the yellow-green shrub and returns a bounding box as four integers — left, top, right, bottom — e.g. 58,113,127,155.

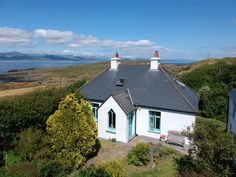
98,160,123,177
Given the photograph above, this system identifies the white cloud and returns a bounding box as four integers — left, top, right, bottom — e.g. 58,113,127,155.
0,27,31,46
0,27,191,59
34,29,77,44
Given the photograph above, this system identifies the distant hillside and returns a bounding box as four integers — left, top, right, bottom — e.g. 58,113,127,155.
0,51,101,61
179,57,236,122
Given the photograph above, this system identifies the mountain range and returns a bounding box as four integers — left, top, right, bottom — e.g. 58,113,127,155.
0,52,102,62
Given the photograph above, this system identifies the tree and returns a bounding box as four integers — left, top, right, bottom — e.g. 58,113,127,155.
46,93,97,171
186,118,236,177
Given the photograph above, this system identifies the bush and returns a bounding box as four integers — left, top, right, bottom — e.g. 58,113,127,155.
180,61,236,122
98,160,123,177
127,142,150,166
0,80,85,149
7,162,41,177
18,127,51,161
178,117,236,177
36,160,61,177
46,94,97,170
3,150,23,166
74,166,111,177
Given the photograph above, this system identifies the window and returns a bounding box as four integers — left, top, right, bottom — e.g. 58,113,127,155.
149,111,161,133
91,103,99,123
108,109,116,131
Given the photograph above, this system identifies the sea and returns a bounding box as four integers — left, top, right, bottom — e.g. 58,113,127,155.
0,60,94,74
0,59,193,84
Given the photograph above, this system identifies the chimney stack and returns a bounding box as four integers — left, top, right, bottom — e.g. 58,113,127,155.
150,51,160,71
110,52,120,70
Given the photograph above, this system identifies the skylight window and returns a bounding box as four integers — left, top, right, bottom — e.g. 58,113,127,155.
116,78,126,86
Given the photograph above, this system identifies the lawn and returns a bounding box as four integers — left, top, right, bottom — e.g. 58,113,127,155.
119,151,180,177
87,139,181,177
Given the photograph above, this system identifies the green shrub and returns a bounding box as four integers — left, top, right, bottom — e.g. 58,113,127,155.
127,142,150,166
179,61,236,122
0,80,85,144
74,166,111,177
46,94,97,170
98,160,123,177
18,127,51,161
177,118,236,177
3,150,23,166
7,162,41,177
36,160,61,177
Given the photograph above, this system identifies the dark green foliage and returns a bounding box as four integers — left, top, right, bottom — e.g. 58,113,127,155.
3,150,23,166
177,118,236,177
75,166,111,177
6,162,42,177
127,142,150,166
18,127,51,161
36,160,61,177
0,151,4,167
180,61,236,121
0,80,85,149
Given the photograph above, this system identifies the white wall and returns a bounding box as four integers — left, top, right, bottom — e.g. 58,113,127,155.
110,60,120,70
136,107,196,140
98,96,128,143
228,98,236,137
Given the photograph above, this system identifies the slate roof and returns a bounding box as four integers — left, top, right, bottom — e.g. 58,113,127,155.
80,64,199,114
229,89,236,104
112,89,136,115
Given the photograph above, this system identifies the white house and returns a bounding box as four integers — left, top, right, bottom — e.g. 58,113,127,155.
80,51,199,143
227,89,236,138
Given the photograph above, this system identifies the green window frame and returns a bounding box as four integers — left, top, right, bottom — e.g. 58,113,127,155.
91,103,99,123
107,109,116,132
149,111,161,133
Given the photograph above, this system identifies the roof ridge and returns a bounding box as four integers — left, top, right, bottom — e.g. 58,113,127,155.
160,66,198,113
127,88,134,105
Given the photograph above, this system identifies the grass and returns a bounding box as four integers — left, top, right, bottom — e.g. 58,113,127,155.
118,153,179,177
92,140,180,177
0,86,45,98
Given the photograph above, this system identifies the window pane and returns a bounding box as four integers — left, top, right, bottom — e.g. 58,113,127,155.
155,117,160,129
156,112,161,117
113,113,116,128
150,117,154,129
108,110,116,129
109,111,112,128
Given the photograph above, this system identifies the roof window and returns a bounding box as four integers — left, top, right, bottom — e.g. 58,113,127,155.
116,78,126,86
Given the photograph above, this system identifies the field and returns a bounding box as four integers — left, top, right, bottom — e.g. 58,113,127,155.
0,57,235,98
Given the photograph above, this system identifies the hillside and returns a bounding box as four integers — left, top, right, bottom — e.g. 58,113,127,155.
1,57,236,123
179,57,236,122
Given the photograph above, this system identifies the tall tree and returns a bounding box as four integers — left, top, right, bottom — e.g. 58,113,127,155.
46,94,97,171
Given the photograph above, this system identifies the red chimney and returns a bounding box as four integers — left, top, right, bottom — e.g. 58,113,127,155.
154,51,159,58
114,52,119,58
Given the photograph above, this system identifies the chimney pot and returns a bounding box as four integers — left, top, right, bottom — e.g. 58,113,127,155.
154,51,159,58
114,52,119,58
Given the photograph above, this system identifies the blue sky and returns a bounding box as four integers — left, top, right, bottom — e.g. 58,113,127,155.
0,0,236,60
